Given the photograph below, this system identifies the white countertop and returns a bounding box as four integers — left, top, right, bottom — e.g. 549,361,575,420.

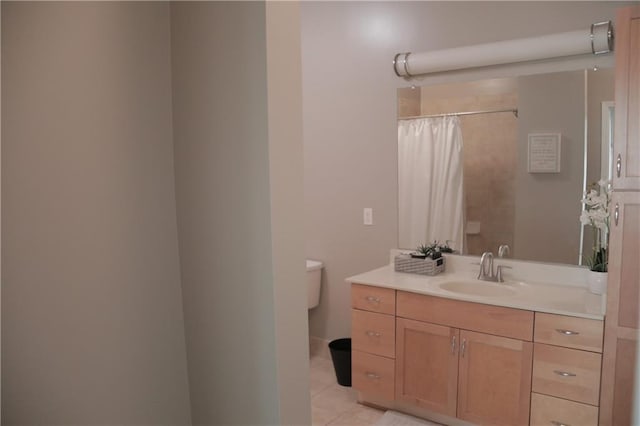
346,258,606,320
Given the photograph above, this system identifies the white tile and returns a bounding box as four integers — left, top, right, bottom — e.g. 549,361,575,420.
328,404,385,425
309,354,385,425
312,405,341,426
311,383,359,414
310,379,333,398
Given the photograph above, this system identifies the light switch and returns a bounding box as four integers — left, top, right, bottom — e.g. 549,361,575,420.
363,208,373,225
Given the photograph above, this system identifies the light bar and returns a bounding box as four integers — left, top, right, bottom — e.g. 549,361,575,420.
393,21,613,78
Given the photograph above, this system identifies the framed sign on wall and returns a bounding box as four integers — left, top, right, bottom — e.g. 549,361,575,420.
528,133,562,173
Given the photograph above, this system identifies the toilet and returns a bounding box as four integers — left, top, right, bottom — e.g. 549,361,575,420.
306,259,323,309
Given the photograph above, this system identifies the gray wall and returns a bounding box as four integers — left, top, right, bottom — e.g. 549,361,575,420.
586,68,616,187
264,2,312,424
514,71,585,265
171,2,309,424
1,2,191,424
302,1,627,340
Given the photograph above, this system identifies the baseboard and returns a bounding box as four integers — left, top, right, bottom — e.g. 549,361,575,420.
309,336,331,359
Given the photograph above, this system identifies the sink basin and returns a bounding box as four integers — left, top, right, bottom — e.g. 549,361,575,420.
438,280,517,297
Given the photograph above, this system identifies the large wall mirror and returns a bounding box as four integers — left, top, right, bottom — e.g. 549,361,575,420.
397,68,614,266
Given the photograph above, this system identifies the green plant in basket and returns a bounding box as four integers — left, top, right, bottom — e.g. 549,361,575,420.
414,241,454,259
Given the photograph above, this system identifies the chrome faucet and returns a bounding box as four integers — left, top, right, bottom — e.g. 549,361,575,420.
498,244,510,258
478,252,495,281
477,251,511,283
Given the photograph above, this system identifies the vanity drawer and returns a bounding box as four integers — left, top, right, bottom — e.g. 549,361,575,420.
532,343,601,405
352,350,395,400
351,284,396,315
530,392,598,426
396,291,534,341
534,313,603,352
352,309,395,358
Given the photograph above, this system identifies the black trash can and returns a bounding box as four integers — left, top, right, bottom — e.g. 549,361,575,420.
328,338,352,386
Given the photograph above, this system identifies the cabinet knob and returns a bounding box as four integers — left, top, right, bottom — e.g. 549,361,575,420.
365,372,381,380
461,339,467,357
616,153,622,178
551,421,571,426
553,370,577,377
614,203,620,226
451,335,457,355
555,328,580,336
365,296,380,304
365,330,381,338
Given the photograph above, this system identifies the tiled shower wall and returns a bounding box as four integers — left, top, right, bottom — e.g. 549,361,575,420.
398,80,518,256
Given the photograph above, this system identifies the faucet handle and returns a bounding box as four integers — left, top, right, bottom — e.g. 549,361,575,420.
498,245,510,258
496,265,512,282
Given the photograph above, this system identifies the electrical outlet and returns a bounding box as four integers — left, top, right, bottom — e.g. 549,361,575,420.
363,208,373,225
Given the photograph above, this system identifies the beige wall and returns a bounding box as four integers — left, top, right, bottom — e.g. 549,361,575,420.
398,88,421,117
302,1,626,340
2,2,191,424
171,2,309,424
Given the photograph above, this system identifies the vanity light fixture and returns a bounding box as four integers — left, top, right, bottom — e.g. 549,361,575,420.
393,21,613,78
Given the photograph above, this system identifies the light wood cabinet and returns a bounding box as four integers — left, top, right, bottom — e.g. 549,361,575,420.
534,312,603,352
397,291,534,341
351,283,395,315
532,343,601,405
352,286,604,426
395,293,533,425
395,318,459,416
351,284,396,401
612,5,640,190
530,313,603,425
352,350,395,400
457,330,532,425
530,393,598,426
607,192,640,330
600,190,640,425
601,6,640,424
352,309,395,358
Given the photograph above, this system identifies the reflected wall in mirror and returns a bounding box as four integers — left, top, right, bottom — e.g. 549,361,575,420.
397,68,614,266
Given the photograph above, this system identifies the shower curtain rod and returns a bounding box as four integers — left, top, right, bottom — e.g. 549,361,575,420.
398,108,519,120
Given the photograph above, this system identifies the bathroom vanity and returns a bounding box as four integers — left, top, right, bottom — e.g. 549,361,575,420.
347,257,605,426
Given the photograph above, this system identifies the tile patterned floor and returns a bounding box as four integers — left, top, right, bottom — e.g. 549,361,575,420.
309,355,385,425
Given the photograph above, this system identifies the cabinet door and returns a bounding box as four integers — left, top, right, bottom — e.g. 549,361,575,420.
600,191,640,425
613,5,640,190
395,318,459,417
607,192,640,330
457,330,532,426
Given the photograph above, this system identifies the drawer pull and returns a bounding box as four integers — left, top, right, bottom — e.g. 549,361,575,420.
451,335,457,355
461,339,467,358
614,203,620,226
551,421,571,426
365,296,380,304
555,328,580,336
616,153,621,178
553,370,577,377
365,330,381,337
365,372,381,380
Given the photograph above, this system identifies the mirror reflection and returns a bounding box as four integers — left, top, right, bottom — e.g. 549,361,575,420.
397,68,614,265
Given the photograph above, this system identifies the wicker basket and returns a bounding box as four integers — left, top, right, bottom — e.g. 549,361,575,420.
394,254,446,276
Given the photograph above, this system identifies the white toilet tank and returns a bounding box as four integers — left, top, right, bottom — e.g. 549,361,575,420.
306,259,323,310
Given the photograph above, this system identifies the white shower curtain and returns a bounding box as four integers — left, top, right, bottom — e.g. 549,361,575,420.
398,116,465,252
